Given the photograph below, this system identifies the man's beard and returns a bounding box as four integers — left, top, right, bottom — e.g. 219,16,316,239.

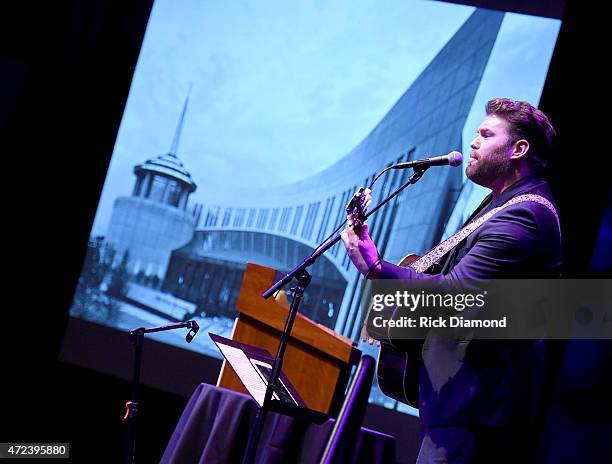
466,144,512,188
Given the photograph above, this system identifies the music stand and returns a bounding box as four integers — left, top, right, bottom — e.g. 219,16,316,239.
210,333,328,424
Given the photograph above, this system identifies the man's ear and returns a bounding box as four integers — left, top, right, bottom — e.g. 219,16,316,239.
510,139,530,161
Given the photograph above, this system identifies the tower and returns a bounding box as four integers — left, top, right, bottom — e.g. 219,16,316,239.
105,93,198,281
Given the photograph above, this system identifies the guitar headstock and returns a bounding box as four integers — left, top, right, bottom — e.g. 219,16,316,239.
345,187,368,232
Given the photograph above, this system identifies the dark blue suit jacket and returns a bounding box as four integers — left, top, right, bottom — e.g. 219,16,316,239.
372,175,562,429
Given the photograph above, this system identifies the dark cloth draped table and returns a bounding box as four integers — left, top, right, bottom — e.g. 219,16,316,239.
160,383,397,464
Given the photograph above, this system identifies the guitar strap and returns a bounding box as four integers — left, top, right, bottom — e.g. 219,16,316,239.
409,194,560,273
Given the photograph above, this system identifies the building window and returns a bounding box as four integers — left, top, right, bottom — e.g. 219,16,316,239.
301,201,320,241
222,207,232,227
209,206,221,227
204,209,212,227
147,175,169,202
246,208,257,228
269,208,279,231
256,209,269,229
279,207,292,233
165,181,182,207
316,196,336,242
290,205,304,235
234,208,246,228
133,177,144,197
333,188,353,256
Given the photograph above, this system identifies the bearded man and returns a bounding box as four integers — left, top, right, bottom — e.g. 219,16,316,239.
341,98,562,463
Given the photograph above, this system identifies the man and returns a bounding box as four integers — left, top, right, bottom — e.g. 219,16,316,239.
341,98,562,463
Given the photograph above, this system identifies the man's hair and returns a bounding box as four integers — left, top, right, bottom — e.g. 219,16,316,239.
485,98,556,174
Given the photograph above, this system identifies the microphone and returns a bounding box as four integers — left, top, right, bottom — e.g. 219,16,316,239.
391,151,463,169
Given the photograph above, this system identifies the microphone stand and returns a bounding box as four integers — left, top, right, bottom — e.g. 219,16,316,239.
241,166,429,464
124,320,199,464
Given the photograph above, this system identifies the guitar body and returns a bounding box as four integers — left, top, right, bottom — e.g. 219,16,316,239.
374,253,423,408
376,339,421,407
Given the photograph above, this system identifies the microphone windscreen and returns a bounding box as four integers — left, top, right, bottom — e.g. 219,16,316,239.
447,151,463,166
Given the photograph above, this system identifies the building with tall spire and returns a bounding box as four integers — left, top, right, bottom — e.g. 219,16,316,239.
105,93,200,281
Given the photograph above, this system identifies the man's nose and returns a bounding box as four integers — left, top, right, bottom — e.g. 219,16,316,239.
470,137,479,149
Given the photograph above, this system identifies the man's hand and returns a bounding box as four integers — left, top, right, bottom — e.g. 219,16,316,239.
340,223,380,275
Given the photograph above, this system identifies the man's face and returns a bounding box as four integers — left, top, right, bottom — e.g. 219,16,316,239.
467,114,514,188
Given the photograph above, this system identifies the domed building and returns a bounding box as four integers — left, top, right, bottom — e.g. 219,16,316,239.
105,96,201,282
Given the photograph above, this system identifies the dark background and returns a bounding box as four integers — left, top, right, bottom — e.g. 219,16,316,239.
1,0,609,462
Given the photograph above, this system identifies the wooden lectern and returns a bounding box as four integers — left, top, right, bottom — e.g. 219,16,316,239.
217,263,361,415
